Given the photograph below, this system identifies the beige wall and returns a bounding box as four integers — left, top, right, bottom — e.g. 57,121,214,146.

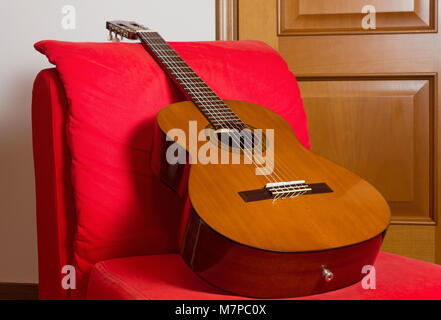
0,0,215,283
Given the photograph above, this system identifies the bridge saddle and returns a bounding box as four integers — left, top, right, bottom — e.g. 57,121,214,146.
238,182,332,203
265,180,306,189
265,180,312,202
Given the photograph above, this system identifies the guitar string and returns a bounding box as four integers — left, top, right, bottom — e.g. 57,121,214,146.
113,29,302,195
157,46,304,188
156,55,308,200
138,32,305,196
141,33,298,185
138,32,282,185
139,33,306,195
138,32,304,193
141,33,293,186
144,37,251,130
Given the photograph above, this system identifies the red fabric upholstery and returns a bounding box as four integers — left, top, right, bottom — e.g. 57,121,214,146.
32,69,76,299
86,252,441,300
33,40,310,298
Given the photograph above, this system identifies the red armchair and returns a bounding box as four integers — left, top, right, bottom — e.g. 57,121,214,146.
32,40,441,300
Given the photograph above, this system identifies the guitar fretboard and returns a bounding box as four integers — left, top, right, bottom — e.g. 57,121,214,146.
137,31,246,130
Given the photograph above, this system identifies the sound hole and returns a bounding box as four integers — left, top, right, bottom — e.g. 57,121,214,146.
216,129,258,150
215,126,269,155
206,125,267,154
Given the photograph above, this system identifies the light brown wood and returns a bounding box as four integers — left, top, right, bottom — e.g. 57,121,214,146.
298,75,435,224
238,0,279,50
234,0,441,264
158,100,390,252
382,225,435,262
279,0,437,35
216,0,238,40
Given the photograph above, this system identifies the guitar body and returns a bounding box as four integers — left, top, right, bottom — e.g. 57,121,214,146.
157,100,390,298
105,20,390,298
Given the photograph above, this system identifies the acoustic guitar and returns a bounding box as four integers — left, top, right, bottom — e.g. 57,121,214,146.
106,21,390,298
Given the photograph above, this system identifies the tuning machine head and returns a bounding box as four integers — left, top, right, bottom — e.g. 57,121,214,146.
106,20,151,41
108,30,124,42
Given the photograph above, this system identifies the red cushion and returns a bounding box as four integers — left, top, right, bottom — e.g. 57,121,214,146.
86,252,441,300
34,40,310,298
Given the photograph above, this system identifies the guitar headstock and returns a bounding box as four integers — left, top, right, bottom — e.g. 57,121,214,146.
106,20,151,42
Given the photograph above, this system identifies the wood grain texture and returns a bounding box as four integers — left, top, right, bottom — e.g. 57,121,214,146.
157,100,390,252
238,0,279,50
381,225,435,262
279,0,437,35
298,75,435,224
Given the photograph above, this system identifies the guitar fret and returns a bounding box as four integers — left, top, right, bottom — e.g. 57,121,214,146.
168,66,194,70
192,97,223,104
153,49,176,53
170,71,195,77
174,75,202,80
196,105,228,112
198,106,233,112
198,102,231,107
203,111,236,116
168,61,188,66
147,42,169,47
185,83,209,87
182,84,213,91
182,85,218,90
200,114,242,122
166,57,185,62
193,100,222,105
197,105,228,110
198,103,227,107
212,119,242,123
197,104,229,109
176,77,201,80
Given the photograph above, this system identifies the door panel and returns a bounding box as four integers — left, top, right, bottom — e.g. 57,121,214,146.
232,0,441,263
279,0,437,35
298,76,435,224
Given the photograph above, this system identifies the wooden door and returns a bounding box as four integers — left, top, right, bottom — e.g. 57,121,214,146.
217,0,441,263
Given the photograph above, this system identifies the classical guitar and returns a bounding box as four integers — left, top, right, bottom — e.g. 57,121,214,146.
106,21,390,298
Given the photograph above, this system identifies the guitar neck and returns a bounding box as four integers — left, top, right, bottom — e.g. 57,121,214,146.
137,31,245,130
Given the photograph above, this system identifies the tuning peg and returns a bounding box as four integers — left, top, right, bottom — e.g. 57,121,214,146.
108,31,113,41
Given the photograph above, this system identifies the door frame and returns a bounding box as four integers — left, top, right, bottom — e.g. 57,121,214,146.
216,0,239,40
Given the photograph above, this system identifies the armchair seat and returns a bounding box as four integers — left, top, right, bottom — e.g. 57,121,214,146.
86,252,441,300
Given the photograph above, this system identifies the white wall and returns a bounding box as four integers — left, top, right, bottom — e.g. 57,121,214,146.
0,0,215,283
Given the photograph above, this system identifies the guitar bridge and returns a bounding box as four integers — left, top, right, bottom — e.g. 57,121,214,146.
238,182,332,203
